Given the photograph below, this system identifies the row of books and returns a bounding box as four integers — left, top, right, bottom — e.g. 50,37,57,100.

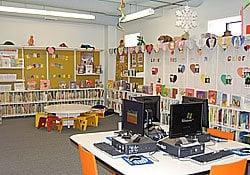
209,107,250,130
0,89,104,104
0,104,45,116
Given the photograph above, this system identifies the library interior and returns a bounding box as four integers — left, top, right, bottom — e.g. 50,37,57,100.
0,0,250,175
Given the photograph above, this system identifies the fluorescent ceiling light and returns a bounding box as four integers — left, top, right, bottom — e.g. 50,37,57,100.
0,5,95,20
121,8,154,23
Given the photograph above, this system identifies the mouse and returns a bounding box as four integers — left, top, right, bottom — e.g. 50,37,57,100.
128,155,141,162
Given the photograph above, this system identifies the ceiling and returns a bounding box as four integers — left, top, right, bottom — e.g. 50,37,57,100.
0,0,205,25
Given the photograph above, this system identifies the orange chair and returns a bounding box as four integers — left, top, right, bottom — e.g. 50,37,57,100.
207,128,235,140
78,144,116,175
209,159,247,175
47,116,61,132
79,144,98,175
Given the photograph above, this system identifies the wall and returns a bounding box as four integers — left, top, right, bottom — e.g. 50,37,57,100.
122,0,242,43
0,15,119,81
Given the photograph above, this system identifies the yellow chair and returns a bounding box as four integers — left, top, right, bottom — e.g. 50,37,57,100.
80,113,99,127
35,112,47,127
76,117,88,131
209,159,247,175
92,109,105,119
57,117,78,133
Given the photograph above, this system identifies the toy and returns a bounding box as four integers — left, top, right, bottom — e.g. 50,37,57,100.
28,35,34,46
80,44,95,49
158,35,173,43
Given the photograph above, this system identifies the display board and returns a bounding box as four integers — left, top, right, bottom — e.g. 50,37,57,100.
48,49,74,89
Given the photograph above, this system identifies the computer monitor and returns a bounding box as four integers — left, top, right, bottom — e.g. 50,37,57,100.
122,99,145,136
169,103,203,138
182,96,209,128
133,96,160,127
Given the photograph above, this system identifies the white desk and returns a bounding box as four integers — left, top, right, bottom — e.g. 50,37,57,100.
45,104,92,127
70,131,250,175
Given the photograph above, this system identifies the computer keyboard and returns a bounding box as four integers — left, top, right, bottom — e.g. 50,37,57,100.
191,150,234,163
94,142,124,156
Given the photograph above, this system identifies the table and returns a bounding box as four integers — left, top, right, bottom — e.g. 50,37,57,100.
44,104,92,127
70,131,250,175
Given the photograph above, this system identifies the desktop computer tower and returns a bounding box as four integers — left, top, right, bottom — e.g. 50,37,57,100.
158,138,205,158
111,136,158,155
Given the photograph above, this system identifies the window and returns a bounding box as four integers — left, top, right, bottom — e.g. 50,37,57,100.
208,16,242,36
124,33,140,47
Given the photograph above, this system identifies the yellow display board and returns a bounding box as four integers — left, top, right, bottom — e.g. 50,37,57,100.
130,50,144,73
115,51,128,81
48,50,74,88
24,48,47,89
76,50,101,86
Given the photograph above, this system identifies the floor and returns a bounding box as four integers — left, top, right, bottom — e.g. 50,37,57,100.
0,115,120,175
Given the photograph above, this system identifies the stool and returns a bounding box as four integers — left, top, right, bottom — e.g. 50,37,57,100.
37,117,47,129
47,116,61,132
76,117,88,131
58,117,78,133
35,112,47,127
92,109,105,119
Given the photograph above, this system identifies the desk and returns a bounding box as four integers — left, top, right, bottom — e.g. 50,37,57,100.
45,104,92,127
70,131,250,175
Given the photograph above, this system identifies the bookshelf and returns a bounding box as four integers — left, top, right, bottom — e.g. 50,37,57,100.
0,88,104,118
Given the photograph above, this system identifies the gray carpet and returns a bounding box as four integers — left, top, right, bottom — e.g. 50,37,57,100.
0,115,121,175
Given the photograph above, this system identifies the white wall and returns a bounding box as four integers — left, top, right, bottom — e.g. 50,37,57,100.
0,15,106,49
122,0,242,43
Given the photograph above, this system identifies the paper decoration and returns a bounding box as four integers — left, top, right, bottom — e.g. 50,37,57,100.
185,88,195,97
196,90,207,99
190,63,199,73
232,36,245,49
220,74,232,85
218,36,231,50
231,95,241,108
46,47,55,55
170,74,177,83
40,80,50,90
28,35,34,46
206,37,217,49
176,5,198,32
151,67,158,75
200,74,210,84
145,44,153,54
26,80,36,90
178,64,185,73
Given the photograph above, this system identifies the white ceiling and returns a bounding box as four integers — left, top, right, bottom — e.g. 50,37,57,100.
0,0,204,25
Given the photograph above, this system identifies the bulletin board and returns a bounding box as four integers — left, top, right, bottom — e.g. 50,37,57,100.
24,48,47,89
115,48,128,81
76,50,101,85
48,50,74,89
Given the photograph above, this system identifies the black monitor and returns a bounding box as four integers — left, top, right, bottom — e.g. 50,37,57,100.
169,103,203,138
182,96,209,128
122,99,145,136
133,96,160,127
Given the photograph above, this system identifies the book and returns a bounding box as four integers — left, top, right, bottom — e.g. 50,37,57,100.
196,90,207,99
69,81,77,89
85,65,93,74
231,95,241,108
59,81,67,89
208,90,217,105
171,88,178,99
14,83,25,91
155,84,162,95
222,93,229,107
239,112,249,129
185,88,195,97
26,80,36,90
40,80,50,90
216,91,222,106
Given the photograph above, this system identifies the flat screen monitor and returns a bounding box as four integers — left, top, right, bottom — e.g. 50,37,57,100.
169,103,203,138
133,96,160,126
182,96,209,128
122,99,145,136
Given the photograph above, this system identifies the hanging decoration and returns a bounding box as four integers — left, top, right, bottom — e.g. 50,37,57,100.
117,0,126,31
137,36,146,46
176,40,185,53
145,44,154,54
206,36,217,49
218,36,231,51
176,5,198,32
232,36,245,49
196,38,206,55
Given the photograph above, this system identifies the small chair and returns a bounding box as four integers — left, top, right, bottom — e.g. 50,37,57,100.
47,116,61,132
76,117,88,131
35,112,47,127
207,128,235,140
37,117,47,129
80,113,99,127
209,159,247,175
58,117,78,133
